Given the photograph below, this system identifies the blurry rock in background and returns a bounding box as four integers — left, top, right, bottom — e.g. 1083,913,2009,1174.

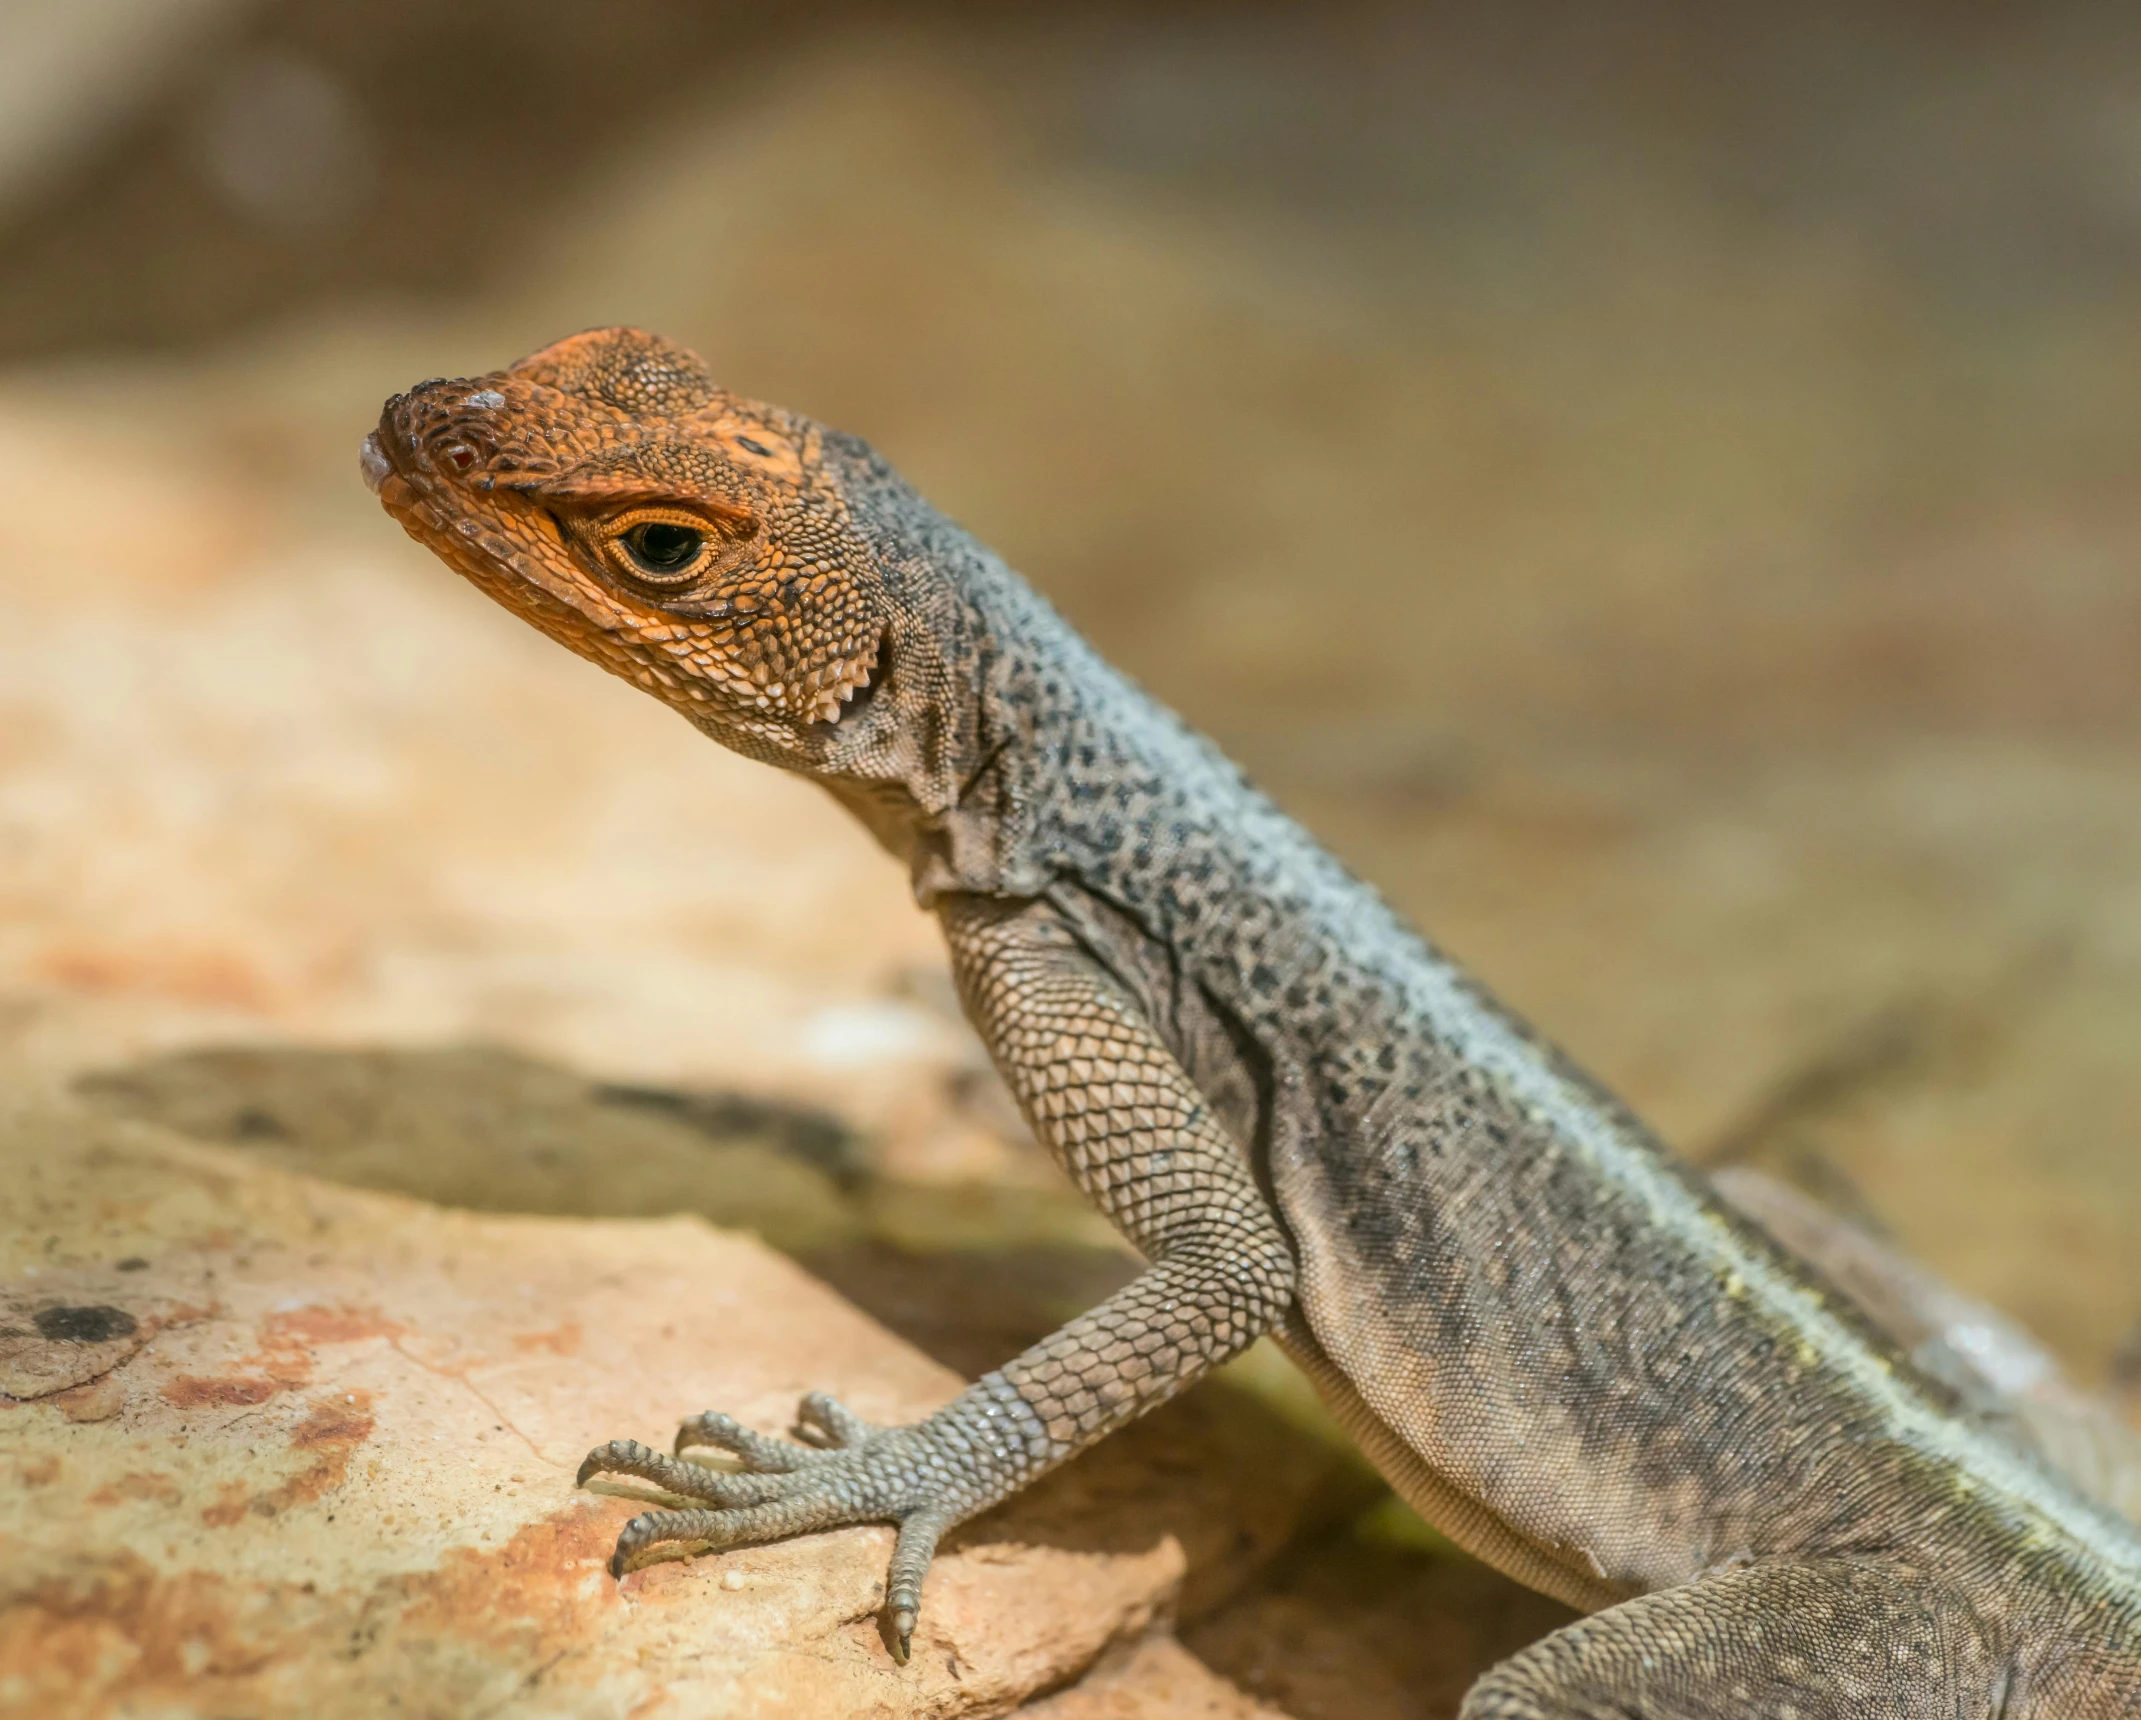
6,1,2141,353
0,0,849,352
189,46,376,235
0,0,248,227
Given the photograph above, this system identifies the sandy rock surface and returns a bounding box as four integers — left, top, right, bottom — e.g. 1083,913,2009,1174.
0,1094,1257,1718
1020,1638,1286,1719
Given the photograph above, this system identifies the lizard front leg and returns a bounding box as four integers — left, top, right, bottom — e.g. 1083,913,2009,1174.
578,894,1296,1659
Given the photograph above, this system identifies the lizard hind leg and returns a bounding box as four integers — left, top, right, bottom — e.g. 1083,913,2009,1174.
1459,1558,2012,1719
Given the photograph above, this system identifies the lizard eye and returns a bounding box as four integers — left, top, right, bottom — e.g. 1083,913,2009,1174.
623,522,703,572
610,518,710,586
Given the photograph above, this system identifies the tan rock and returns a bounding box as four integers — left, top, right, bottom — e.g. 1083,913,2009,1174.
0,1094,1191,1718
57,1038,1381,1631
1020,1636,1282,1719
1183,1502,1575,1720
70,1042,871,1254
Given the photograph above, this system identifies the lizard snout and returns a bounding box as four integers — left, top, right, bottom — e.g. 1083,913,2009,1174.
359,432,391,495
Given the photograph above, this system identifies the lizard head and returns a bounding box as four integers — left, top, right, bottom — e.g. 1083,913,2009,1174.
367,326,1065,897
365,326,897,767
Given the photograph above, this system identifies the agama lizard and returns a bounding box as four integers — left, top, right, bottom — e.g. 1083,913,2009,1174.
366,328,2141,1715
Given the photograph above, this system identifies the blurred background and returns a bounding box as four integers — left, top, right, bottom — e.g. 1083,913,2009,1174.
1,1,2137,1709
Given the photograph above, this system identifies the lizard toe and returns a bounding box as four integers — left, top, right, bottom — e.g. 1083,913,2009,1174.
793,1390,880,1451
576,1437,787,1507
605,1438,939,1576
672,1409,826,1472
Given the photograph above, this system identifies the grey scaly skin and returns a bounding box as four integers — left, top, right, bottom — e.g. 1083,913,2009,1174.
365,327,2141,1713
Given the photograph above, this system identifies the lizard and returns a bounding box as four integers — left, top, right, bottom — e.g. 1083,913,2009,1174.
364,326,2141,1716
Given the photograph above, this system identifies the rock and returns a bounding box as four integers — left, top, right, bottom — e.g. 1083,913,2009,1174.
1183,1501,1574,1720
0,1093,1196,1717
71,1043,871,1254
0,1,251,227
1021,1636,1282,1719
62,1039,1386,1632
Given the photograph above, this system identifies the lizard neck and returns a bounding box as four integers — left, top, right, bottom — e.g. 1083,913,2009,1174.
803,432,1141,906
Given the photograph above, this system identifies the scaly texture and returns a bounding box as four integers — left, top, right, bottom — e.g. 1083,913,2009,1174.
368,328,2141,1712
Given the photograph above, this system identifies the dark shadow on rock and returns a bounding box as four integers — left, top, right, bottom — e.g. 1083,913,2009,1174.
594,1080,871,1188
956,1373,1387,1626
74,1042,866,1249
798,1236,1134,1382
71,1043,1143,1382
73,1044,1134,1366
1184,1510,1577,1720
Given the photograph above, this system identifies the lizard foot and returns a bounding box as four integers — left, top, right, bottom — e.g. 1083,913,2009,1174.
577,1392,957,1662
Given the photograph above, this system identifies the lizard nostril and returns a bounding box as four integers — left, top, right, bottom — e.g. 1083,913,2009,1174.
445,444,477,471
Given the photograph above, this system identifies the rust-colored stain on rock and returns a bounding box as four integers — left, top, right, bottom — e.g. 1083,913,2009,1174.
164,1305,399,1412
0,1551,307,1707
162,1373,282,1409
198,1395,377,1528
30,941,278,1011
510,1320,583,1356
199,1479,254,1528
290,1392,375,1449
260,1305,402,1350
395,1502,622,1656
266,1397,375,1508
86,1470,184,1509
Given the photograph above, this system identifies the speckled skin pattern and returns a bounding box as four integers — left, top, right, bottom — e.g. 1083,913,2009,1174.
368,329,2141,1711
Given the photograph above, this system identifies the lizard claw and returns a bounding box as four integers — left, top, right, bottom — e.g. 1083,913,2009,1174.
888,1604,917,1665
